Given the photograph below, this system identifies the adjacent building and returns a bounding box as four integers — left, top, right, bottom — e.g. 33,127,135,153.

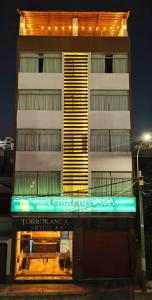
8,10,136,282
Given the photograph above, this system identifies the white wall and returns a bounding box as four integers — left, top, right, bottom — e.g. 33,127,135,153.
17,111,63,129
18,73,64,90
89,111,131,129
89,152,132,172
15,152,63,171
89,73,129,90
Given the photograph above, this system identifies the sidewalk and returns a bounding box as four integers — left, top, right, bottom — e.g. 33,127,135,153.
0,281,151,299
0,280,134,300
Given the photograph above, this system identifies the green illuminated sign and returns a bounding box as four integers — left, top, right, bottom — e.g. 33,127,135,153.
11,196,136,213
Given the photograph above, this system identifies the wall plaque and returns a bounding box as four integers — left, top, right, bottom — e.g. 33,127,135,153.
15,217,73,231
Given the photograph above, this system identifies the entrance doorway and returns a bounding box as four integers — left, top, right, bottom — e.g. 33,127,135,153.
15,231,73,280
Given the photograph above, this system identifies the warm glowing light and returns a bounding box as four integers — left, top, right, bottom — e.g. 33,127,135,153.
142,132,152,142
55,26,58,30
69,26,71,30
81,26,85,30
117,26,120,29
62,26,65,30
89,26,92,30
48,26,51,30
110,26,113,30
41,25,44,30
96,27,98,31
103,27,106,31
27,24,30,28
75,25,78,29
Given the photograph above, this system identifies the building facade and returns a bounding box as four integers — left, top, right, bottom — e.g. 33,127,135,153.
9,11,136,282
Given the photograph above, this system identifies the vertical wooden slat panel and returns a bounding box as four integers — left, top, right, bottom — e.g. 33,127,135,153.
63,53,88,195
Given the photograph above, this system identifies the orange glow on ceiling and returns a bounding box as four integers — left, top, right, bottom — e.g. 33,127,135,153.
19,11,129,37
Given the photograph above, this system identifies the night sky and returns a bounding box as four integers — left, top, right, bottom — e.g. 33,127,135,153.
1,0,151,140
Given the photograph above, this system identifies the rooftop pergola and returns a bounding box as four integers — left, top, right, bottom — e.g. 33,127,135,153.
19,11,129,37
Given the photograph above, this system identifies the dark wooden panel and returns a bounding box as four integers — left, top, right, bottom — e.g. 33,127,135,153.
83,229,130,278
0,243,7,283
18,36,130,53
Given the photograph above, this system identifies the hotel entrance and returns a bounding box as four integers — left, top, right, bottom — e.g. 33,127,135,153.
15,231,73,280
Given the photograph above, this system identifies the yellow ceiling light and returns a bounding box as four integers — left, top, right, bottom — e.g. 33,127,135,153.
62,26,65,30
41,25,44,30
19,11,129,37
103,27,106,31
55,26,58,30
48,26,51,30
89,26,92,30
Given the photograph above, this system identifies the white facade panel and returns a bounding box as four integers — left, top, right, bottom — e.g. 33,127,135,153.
89,111,131,129
18,73,64,90
15,152,62,171
89,152,132,172
89,73,129,90
17,111,63,129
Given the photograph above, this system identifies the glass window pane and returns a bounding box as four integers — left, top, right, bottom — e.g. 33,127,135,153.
113,53,128,73
90,129,109,152
38,171,61,196
111,172,132,196
14,171,37,195
20,53,39,72
17,129,61,151
91,53,105,73
90,90,128,111
18,90,61,111
110,129,130,152
43,53,62,73
91,172,111,196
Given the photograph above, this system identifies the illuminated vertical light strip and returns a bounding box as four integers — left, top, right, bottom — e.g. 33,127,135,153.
64,53,88,196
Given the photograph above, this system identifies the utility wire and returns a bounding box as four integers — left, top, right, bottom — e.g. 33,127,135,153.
46,178,135,197
72,181,137,212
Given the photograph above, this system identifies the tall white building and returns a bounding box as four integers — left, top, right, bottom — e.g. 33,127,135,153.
10,11,136,282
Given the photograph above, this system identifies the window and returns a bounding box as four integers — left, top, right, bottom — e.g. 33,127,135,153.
90,129,130,152
15,230,73,280
105,54,113,73
91,53,128,73
18,90,62,110
20,53,39,72
90,90,129,111
19,52,62,73
91,171,132,196
91,53,105,73
17,129,61,151
113,54,128,73
14,171,61,196
43,53,62,73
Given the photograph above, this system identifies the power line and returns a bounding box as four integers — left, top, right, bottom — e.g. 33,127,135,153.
39,178,135,197
72,181,137,213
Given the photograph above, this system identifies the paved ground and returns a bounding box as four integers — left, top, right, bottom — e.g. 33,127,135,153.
0,280,151,299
